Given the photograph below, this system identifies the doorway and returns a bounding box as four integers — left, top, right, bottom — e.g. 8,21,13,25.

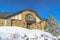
26,22,32,29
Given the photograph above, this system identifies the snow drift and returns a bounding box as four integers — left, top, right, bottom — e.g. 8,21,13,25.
0,26,58,40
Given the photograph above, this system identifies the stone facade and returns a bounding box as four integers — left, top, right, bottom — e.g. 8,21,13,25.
0,19,4,26
0,9,47,30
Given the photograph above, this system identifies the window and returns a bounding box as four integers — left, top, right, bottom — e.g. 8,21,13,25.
26,14,36,23
26,14,33,20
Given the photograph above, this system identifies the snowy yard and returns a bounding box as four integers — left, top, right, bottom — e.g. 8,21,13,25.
0,26,59,40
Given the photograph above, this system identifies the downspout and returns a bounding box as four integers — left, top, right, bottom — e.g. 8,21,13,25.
4,19,7,26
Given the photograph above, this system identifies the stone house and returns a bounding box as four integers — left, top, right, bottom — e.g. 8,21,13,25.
0,9,47,30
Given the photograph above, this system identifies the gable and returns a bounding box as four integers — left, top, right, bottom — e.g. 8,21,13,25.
19,9,42,22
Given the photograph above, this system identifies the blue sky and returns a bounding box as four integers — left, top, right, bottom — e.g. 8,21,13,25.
0,0,60,23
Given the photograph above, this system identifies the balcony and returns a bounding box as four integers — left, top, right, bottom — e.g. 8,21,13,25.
26,18,36,23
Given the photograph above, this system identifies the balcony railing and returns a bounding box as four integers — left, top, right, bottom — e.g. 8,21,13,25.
26,18,36,23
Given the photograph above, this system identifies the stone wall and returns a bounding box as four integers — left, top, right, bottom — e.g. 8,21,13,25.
0,19,46,30
30,20,46,30
0,19,4,26
6,19,11,26
11,19,26,28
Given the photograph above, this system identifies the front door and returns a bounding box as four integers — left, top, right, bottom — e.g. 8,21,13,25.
26,22,32,29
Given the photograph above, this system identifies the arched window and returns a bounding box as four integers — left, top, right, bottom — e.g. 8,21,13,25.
26,14,33,20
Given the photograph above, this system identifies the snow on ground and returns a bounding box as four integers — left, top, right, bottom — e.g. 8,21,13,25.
0,26,58,40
